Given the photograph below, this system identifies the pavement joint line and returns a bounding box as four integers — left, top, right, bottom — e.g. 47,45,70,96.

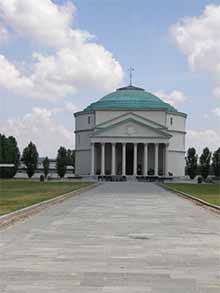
0,182,219,291
0,182,100,229
157,182,220,214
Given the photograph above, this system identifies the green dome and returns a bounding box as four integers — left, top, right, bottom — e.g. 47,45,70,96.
83,85,177,113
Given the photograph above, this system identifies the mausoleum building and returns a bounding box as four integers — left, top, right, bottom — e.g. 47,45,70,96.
74,85,187,177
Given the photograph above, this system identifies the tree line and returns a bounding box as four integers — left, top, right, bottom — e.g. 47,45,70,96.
1,133,219,180
0,134,75,179
185,147,220,180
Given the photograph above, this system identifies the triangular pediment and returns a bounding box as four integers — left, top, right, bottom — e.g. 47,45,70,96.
96,112,166,130
93,116,171,138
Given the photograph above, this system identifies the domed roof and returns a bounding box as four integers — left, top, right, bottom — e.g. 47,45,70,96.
83,85,177,113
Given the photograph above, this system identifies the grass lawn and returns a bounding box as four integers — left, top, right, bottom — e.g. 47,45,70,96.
164,183,220,206
0,180,93,216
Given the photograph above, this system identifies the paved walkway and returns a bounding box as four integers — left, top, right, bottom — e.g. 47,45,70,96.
0,182,219,292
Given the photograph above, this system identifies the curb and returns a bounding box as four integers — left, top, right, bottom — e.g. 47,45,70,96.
157,183,220,214
0,182,99,229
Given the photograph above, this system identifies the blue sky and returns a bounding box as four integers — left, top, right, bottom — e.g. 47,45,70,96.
0,0,219,156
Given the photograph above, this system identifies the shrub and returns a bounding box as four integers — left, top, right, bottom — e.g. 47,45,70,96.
56,146,67,178
43,157,49,178
185,148,198,179
22,142,39,178
40,174,44,182
200,147,211,180
0,134,20,178
212,148,220,177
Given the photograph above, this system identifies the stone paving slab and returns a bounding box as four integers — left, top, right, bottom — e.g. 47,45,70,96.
0,182,219,292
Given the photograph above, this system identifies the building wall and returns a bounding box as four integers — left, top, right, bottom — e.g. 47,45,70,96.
169,132,185,152
75,109,187,177
166,113,186,131
75,113,95,131
166,113,186,176
75,110,186,133
168,151,185,177
75,150,91,175
75,113,94,174
75,130,92,149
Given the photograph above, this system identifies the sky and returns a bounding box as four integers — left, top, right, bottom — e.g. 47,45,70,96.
0,0,219,157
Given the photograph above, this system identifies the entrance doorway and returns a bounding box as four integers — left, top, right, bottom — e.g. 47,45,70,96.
126,143,134,175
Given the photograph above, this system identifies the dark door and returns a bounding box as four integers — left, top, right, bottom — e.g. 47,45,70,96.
126,143,134,175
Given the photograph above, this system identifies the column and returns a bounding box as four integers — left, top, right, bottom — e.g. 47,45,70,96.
144,143,148,176
90,143,95,176
111,143,116,176
154,143,159,176
122,143,126,176
101,143,105,175
164,143,169,176
133,143,137,176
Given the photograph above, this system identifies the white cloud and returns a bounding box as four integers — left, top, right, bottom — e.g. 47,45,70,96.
155,90,187,107
29,47,123,100
0,55,33,93
0,107,73,157
64,101,78,113
0,0,123,101
0,23,9,44
49,102,79,114
172,4,220,94
0,0,90,49
213,87,220,98
187,129,220,154
203,113,209,119
212,107,220,117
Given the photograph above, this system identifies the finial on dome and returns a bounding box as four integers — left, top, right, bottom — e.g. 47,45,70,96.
128,67,134,86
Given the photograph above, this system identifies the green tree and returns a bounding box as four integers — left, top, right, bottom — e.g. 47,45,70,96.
212,147,220,177
43,157,50,178
185,148,198,179
66,149,75,173
0,134,20,178
22,142,39,178
56,146,67,178
200,147,211,180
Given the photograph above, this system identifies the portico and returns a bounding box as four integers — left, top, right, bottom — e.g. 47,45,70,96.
90,142,169,177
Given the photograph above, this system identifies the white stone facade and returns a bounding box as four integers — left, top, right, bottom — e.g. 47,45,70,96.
75,109,187,177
